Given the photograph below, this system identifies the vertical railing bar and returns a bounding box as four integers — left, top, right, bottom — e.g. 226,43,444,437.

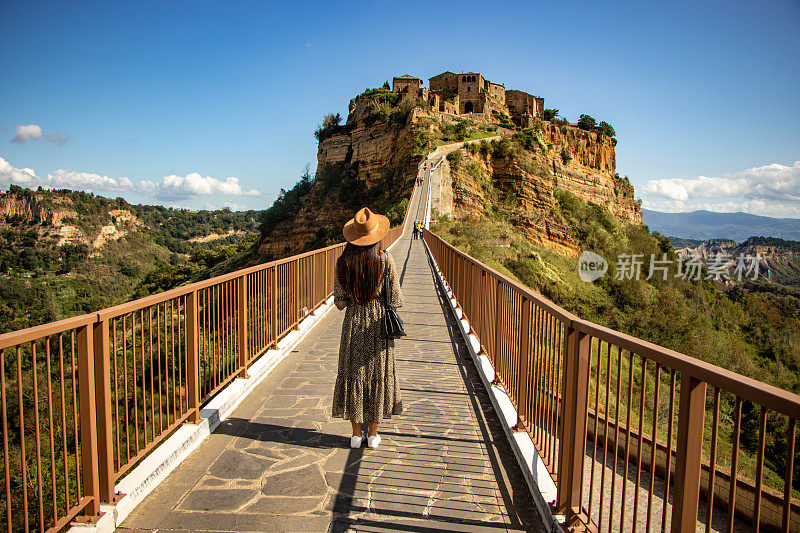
646,363,661,532
112,319,120,471
782,418,796,533
620,351,635,533
160,303,167,428
1,349,11,531
131,312,139,455
148,308,155,446
92,317,114,504
609,345,623,532
589,337,601,523
170,301,176,424
58,335,69,511
554,324,589,525
670,374,706,533
271,266,278,349
31,341,44,531
185,291,200,423
599,341,611,531
514,298,531,431
239,275,248,377
77,324,100,518
123,316,130,461
157,305,163,435
542,312,552,464
706,387,721,533
752,406,767,532
662,370,677,530
71,331,80,502
534,306,544,445
45,338,57,521
140,309,147,448
16,345,29,532
633,358,648,533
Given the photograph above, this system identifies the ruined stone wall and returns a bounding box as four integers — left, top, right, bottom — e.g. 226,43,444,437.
392,76,421,94
506,90,542,120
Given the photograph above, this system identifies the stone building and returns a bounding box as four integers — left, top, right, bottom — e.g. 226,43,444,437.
392,70,544,125
392,75,422,94
389,70,545,126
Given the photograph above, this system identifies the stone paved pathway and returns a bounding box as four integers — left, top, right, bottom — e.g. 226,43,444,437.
117,178,544,532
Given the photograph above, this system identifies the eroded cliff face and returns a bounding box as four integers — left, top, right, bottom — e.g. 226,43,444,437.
0,190,140,249
543,123,640,225
443,123,640,257
257,110,424,258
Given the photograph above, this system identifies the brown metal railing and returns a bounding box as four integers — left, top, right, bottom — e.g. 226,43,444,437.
0,179,415,531
424,230,800,532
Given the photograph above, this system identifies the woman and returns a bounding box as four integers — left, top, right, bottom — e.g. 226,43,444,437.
332,207,404,449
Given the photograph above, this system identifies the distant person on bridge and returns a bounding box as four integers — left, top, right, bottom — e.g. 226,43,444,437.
332,207,404,449
412,220,419,240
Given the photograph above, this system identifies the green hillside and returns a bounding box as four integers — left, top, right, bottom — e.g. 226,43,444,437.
0,185,261,333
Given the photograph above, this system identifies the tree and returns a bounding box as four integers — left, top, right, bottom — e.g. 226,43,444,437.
577,114,597,131
313,113,342,141
598,121,616,138
542,108,559,121
322,113,341,129
382,80,390,90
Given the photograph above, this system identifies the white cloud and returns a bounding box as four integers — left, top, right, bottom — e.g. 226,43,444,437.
0,157,262,203
152,173,260,198
0,157,38,185
10,124,70,146
640,161,800,218
47,168,134,192
11,124,43,143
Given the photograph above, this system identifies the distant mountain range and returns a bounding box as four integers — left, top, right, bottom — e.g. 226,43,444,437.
642,209,800,242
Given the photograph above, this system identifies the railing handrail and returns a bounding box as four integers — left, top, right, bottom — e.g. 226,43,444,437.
0,312,96,350
572,318,800,419
427,230,800,418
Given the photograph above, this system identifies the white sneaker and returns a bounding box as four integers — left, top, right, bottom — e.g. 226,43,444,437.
350,432,364,449
367,434,381,449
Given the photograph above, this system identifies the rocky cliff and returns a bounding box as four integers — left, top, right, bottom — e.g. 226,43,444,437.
439,121,640,257
257,86,641,260
676,237,800,288
256,108,424,258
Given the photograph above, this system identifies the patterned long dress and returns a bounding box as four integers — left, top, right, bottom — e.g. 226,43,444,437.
332,251,404,424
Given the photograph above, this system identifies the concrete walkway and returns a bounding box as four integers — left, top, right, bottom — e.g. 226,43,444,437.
117,178,544,532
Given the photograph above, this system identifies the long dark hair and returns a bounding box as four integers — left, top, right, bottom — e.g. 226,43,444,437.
336,242,382,304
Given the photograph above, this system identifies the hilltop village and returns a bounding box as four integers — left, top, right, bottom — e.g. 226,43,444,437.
391,71,545,127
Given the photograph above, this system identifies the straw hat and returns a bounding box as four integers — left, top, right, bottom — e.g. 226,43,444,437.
343,207,389,246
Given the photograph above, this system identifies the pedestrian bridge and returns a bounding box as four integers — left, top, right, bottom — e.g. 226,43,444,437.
1,148,798,532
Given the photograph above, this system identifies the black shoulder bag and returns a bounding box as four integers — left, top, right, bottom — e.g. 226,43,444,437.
382,252,406,338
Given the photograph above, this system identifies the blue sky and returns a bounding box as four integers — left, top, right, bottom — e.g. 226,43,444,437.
1,0,798,215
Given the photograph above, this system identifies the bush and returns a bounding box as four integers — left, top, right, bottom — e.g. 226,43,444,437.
542,108,559,121
491,138,512,158
598,121,616,138
577,114,597,131
446,149,463,170
314,113,348,142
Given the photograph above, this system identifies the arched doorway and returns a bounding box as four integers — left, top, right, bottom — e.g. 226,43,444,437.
464,101,473,114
